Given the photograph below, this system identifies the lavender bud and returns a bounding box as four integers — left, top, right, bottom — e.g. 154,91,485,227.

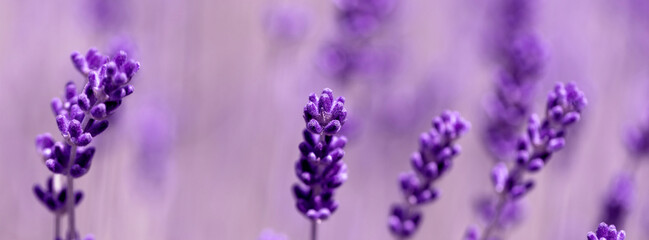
105,62,117,77
86,120,109,137
547,137,565,152
70,104,85,122
56,115,69,135
88,72,99,88
113,72,128,86
74,133,92,146
65,82,77,101
123,60,140,79
71,52,88,73
67,120,82,138
77,94,90,111
90,104,107,119
562,112,580,125
51,98,64,116
527,158,544,172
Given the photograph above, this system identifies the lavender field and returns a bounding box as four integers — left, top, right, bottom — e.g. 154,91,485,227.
0,0,647,239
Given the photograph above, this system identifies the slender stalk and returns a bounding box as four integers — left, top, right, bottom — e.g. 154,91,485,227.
65,116,90,240
311,220,318,240
55,214,61,240
481,194,506,240
66,146,78,240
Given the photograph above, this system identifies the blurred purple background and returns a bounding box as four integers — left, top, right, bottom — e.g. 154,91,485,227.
1,0,648,239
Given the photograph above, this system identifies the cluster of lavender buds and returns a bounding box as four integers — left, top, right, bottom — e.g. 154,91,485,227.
388,111,470,239
292,88,348,240
34,48,140,240
317,0,399,82
587,222,626,240
468,82,587,240
483,0,545,162
33,176,83,215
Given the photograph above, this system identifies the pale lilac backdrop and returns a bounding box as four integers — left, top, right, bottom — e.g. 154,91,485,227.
0,0,648,239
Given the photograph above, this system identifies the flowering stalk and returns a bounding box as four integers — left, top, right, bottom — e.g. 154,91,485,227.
483,0,545,162
387,111,470,239
318,0,399,83
587,222,626,240
293,88,348,240
597,116,649,227
34,48,140,240
467,82,587,240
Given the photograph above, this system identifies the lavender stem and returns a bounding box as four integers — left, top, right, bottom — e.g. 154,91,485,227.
481,194,506,240
66,116,89,240
66,148,77,240
55,214,61,240
311,220,317,240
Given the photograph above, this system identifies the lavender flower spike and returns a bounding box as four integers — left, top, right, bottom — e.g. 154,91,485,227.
470,82,587,240
600,173,635,227
388,111,470,239
587,222,626,240
293,88,348,240
36,49,140,240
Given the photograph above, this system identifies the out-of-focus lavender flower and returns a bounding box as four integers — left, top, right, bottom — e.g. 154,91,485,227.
388,111,470,239
333,0,397,37
108,35,138,59
263,5,309,44
471,82,587,240
317,0,400,84
483,36,546,162
587,222,626,240
625,120,649,158
473,194,524,230
33,175,83,214
600,173,635,228
133,98,175,195
34,48,140,240
483,0,546,162
84,0,130,31
258,229,288,240
293,88,348,240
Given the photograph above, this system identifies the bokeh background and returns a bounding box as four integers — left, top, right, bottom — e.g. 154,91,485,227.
1,0,648,239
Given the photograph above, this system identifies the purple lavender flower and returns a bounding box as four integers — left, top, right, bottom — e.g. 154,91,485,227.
600,173,635,228
388,111,470,239
263,5,309,44
472,82,587,240
35,48,140,240
587,222,626,240
293,88,348,240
